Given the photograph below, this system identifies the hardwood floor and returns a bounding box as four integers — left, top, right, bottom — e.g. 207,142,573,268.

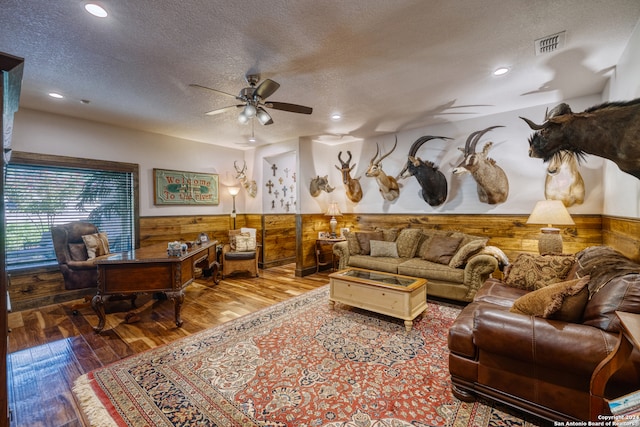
7,264,332,427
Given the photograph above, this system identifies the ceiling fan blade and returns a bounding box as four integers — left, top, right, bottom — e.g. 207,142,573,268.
254,79,280,100
205,105,243,116
265,102,313,115
189,83,238,99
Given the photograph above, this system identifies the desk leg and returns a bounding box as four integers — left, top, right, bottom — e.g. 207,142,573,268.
590,332,633,419
211,261,221,285
91,294,108,333
166,290,185,328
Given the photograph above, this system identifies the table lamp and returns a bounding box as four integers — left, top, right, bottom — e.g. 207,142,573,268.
526,200,574,254
325,202,342,238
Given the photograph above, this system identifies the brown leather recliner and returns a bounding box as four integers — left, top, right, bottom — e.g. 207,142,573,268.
51,221,102,290
448,247,640,422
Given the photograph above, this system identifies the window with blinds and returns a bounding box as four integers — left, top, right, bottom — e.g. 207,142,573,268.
4,162,135,270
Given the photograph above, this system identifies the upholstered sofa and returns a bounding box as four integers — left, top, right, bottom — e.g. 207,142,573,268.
332,228,507,303
448,246,640,422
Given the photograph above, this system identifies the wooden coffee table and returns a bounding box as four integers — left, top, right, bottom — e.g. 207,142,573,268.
328,267,428,332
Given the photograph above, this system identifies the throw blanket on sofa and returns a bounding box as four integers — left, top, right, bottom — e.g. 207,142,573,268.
576,246,640,296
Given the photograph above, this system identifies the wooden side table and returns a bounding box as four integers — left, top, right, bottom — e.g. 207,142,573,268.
590,311,640,420
315,238,345,272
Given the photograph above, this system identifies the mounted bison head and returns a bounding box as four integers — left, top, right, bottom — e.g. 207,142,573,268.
520,98,640,179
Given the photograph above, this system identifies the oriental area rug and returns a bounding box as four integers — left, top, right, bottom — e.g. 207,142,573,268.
73,286,540,427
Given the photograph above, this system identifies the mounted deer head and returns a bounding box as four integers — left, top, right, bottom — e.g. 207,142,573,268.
365,136,400,201
335,151,363,203
234,160,257,198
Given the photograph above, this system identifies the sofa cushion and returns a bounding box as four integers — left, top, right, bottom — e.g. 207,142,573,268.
583,273,640,332
355,231,383,255
395,228,423,258
375,227,400,242
344,231,362,255
510,276,590,322
347,254,404,273
82,232,110,259
398,258,464,283
504,253,576,291
422,235,463,265
449,237,489,268
369,240,399,258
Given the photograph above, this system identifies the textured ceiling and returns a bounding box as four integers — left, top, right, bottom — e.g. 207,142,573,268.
1,0,640,149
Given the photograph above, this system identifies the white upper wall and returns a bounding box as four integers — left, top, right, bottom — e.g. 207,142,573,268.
11,109,246,217
603,18,640,218
299,94,605,216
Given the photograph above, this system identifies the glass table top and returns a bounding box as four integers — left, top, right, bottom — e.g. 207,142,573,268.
339,269,417,287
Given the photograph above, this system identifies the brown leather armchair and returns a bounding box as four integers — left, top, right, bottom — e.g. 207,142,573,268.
51,221,101,290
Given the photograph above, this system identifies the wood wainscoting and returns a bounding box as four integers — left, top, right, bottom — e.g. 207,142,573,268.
8,213,639,311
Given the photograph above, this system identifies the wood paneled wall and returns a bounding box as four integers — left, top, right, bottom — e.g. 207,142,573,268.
8,213,638,311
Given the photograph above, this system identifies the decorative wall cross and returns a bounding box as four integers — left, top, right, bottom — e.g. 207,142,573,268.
273,190,279,198
292,172,296,182
284,167,290,177
285,201,290,212
271,164,278,176
278,177,283,185
282,186,288,197
265,180,274,194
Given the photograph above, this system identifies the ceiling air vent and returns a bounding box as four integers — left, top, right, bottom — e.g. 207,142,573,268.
534,31,566,56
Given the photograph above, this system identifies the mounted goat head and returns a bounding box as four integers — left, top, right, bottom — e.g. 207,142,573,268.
452,126,508,204
397,135,450,207
335,151,363,203
520,98,640,179
365,136,400,201
234,160,258,198
309,175,335,197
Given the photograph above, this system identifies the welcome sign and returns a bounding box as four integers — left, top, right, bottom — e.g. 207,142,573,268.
153,168,219,205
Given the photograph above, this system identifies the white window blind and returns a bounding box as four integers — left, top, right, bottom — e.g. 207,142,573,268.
4,163,135,270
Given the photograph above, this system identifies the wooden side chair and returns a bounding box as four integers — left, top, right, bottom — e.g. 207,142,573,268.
221,228,260,279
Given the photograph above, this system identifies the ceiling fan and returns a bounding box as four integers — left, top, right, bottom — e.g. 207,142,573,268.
190,74,313,126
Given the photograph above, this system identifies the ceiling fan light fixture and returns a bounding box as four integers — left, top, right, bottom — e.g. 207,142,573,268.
84,3,108,18
237,112,250,124
243,104,257,118
493,67,510,76
256,109,272,125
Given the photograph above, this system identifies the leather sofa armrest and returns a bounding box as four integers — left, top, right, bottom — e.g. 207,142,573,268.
333,241,350,270
461,254,499,301
473,306,619,375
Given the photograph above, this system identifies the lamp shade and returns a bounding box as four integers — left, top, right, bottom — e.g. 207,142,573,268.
228,186,241,196
325,202,342,217
526,200,574,228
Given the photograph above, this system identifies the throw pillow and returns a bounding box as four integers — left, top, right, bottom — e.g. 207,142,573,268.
82,232,110,259
395,228,423,258
369,240,399,258
375,227,399,242
509,275,590,322
504,253,576,291
355,231,384,255
448,237,489,268
68,242,89,261
344,231,362,255
422,235,463,265
234,233,256,252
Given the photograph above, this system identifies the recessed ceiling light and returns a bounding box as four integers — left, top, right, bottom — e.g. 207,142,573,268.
330,113,342,121
85,3,108,18
493,67,510,76
48,92,64,99
248,136,256,143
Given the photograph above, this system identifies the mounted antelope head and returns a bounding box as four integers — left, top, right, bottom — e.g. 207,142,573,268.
309,175,335,197
452,126,508,204
234,160,258,198
335,151,363,203
365,136,400,201
397,135,451,207
545,151,585,207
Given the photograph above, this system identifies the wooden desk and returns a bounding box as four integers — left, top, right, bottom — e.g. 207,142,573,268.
92,240,219,332
590,311,640,419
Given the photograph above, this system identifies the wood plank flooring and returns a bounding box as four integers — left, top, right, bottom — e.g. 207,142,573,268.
7,264,332,427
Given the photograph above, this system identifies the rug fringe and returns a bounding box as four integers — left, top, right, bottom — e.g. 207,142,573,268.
72,374,118,427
